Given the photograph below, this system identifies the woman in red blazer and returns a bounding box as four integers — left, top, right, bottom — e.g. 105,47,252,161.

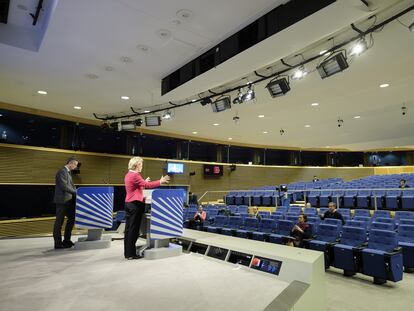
124,157,170,259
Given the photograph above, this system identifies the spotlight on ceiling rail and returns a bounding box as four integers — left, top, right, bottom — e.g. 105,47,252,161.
266,77,290,98
212,95,231,113
317,52,349,79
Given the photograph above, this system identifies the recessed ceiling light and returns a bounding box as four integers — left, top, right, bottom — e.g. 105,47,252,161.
176,9,193,20
191,99,196,102
379,83,389,88
228,137,233,140
136,44,150,52
121,96,130,100
73,106,82,110
0,113,3,117
262,131,268,134
120,56,133,63
37,90,47,95
305,125,311,128
353,115,361,119
319,50,328,55
156,29,172,39
104,66,114,72
144,110,151,113
86,73,99,79
258,115,265,118
311,102,319,106
246,81,252,85
192,131,198,134
213,123,219,126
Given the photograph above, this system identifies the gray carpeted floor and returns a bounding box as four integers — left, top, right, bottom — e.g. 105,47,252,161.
0,237,413,311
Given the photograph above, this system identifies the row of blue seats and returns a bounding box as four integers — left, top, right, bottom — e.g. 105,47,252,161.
197,216,413,284
308,189,414,209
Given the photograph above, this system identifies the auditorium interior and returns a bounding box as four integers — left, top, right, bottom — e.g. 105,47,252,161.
1,1,414,310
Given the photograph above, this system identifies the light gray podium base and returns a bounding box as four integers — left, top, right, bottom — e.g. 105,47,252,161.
74,229,111,250
143,243,182,260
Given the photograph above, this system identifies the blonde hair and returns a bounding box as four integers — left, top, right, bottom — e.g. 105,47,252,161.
128,157,143,170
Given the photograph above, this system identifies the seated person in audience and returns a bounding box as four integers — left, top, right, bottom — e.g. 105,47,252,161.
188,191,198,204
287,214,311,247
321,202,345,225
252,207,262,221
188,206,206,229
312,176,319,182
399,179,410,188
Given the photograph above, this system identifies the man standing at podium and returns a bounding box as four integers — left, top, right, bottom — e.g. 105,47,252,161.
53,157,78,249
124,157,170,260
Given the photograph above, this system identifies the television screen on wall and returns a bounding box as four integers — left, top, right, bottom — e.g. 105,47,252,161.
203,164,223,176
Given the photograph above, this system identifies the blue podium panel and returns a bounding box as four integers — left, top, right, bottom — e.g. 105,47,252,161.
75,187,114,229
150,189,184,240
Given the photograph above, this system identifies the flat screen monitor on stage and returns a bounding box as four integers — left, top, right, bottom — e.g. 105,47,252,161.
167,162,184,174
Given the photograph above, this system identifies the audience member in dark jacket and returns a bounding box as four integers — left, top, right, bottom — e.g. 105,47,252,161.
321,202,345,225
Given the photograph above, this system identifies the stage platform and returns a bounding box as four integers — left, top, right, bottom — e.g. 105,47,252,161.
0,236,297,311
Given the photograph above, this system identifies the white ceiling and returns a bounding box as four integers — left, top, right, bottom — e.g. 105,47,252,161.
0,0,413,151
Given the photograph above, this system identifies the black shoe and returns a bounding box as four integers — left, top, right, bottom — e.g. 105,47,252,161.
62,240,74,247
54,244,64,249
126,255,142,260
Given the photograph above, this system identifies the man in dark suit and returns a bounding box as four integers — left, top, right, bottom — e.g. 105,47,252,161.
53,157,78,249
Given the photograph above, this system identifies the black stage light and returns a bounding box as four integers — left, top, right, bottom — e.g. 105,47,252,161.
145,116,161,126
266,77,290,98
200,98,212,106
242,84,255,103
212,95,231,112
134,118,143,126
317,52,349,79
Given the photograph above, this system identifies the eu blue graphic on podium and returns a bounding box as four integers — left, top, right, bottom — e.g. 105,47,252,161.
75,187,114,229
150,189,184,240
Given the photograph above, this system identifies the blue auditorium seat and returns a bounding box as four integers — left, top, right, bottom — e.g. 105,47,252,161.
373,210,391,219
337,208,351,218
251,192,263,206
401,190,414,210
331,190,344,206
258,211,271,219
228,205,238,215
319,207,328,216
262,191,274,206
270,213,284,221
345,220,367,231
343,190,358,208
398,219,414,226
276,206,288,214
333,226,367,276
285,214,299,223
304,207,318,216
353,209,371,218
397,224,414,272
237,205,249,214
236,217,259,239
308,191,320,207
319,190,332,207
252,219,277,241
269,220,294,244
385,190,402,210
309,224,341,268
353,216,372,231
205,215,228,233
288,206,302,214
225,192,236,205
370,221,395,231
361,229,404,284
356,190,372,208
370,190,386,209
221,216,242,236
323,218,343,230
395,211,414,225
374,217,396,229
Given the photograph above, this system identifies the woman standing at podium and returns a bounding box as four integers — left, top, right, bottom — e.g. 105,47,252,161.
124,157,170,259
